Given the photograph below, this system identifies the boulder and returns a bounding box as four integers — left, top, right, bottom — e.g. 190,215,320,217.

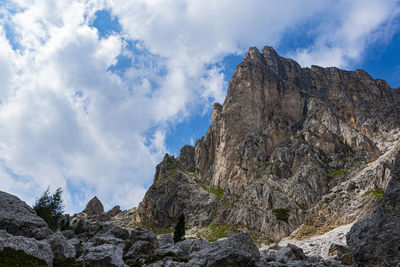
275,243,306,261
188,232,260,266
0,191,49,238
0,229,53,265
31,227,53,240
95,224,129,241
83,196,104,216
328,243,354,266
78,242,127,267
347,154,400,266
123,227,158,263
46,230,76,258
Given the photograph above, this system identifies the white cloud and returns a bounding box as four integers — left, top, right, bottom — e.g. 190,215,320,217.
0,0,399,213
291,0,400,68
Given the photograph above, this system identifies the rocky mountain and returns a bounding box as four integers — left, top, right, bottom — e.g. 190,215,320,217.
1,45,399,266
137,46,400,243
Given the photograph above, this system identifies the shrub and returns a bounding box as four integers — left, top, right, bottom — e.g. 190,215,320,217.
33,187,64,230
173,213,185,243
272,208,290,222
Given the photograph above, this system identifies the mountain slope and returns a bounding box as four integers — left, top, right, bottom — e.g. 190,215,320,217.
137,46,400,241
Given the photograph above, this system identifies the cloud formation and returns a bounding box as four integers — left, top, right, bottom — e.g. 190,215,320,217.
0,0,399,212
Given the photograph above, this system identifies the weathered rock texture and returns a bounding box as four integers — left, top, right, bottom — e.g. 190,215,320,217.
137,46,400,241
346,153,400,266
82,196,104,216
0,191,49,238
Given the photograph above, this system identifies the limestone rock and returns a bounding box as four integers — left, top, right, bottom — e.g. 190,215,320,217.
83,196,104,216
46,230,76,258
0,191,49,238
328,243,354,266
78,242,127,267
188,232,260,266
137,154,217,230
177,145,196,172
347,153,400,266
107,205,121,217
123,227,159,263
0,229,53,265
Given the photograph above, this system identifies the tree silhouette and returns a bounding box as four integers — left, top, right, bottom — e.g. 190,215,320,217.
33,187,64,230
173,213,185,243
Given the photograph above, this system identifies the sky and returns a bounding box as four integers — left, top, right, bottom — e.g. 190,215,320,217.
0,0,399,213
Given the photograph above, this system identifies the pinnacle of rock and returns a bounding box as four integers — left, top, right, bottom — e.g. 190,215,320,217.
82,196,104,216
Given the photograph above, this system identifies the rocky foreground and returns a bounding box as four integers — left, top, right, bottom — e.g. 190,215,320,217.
0,190,349,266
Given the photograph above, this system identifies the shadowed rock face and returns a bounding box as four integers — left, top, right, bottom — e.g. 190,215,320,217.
347,154,400,267
137,46,400,240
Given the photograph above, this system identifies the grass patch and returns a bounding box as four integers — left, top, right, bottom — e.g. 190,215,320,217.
196,180,224,200
209,187,224,200
272,208,289,223
365,189,384,198
200,224,239,242
327,169,346,176
0,247,48,267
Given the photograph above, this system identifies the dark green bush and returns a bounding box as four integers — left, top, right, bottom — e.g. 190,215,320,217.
272,208,290,222
173,213,185,243
33,187,64,230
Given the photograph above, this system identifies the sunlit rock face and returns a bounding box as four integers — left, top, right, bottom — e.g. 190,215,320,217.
138,46,400,240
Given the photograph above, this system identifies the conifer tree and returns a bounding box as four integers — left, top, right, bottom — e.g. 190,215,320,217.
173,213,185,243
33,187,64,230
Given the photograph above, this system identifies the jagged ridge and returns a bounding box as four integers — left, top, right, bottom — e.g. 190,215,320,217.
137,46,400,241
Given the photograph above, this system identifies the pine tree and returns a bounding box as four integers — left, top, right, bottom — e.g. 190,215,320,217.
173,213,185,243
33,187,64,230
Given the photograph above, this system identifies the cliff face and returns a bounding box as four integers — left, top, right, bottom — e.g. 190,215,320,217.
137,46,400,240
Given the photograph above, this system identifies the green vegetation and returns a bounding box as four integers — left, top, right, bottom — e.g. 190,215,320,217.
327,169,346,176
173,213,186,243
200,223,239,242
209,187,224,200
0,247,48,267
33,187,64,230
196,180,224,200
272,208,290,223
232,194,241,200
299,133,306,144
365,189,384,198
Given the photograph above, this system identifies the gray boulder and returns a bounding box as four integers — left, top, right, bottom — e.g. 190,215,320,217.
0,191,49,238
46,230,76,258
0,229,53,265
31,227,53,240
347,154,400,266
78,242,127,267
123,227,158,263
275,243,306,261
188,232,259,266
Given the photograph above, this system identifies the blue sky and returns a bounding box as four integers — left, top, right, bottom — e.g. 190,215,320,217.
0,0,399,213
